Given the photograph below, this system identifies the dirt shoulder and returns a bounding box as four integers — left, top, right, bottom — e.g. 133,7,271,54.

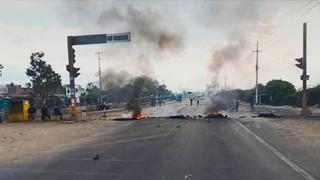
0,109,125,163
233,105,320,178
0,101,183,164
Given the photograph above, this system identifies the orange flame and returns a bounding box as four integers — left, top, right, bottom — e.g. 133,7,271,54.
135,113,145,120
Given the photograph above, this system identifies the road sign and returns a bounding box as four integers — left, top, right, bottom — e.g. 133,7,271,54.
107,32,131,43
301,75,309,81
71,34,107,45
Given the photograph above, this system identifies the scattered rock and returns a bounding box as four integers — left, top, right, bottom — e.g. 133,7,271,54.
176,125,181,128
206,113,227,119
184,172,192,179
168,115,186,119
93,154,100,160
257,112,277,118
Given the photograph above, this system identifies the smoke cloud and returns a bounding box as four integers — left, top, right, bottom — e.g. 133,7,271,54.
102,69,130,90
208,32,249,84
205,90,239,114
205,1,276,90
125,76,152,117
97,6,184,53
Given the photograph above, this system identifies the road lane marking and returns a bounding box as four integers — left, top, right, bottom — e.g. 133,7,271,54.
233,119,316,180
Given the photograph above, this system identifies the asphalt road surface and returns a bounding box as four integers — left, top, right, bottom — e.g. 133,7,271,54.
0,117,313,180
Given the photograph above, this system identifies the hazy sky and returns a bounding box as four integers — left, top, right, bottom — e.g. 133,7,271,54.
0,0,320,92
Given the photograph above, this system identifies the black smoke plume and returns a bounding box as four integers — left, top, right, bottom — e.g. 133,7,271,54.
125,76,151,117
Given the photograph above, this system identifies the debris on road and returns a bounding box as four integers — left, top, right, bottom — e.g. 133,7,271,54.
112,118,137,121
206,113,227,119
239,115,246,118
168,115,186,119
184,172,192,179
257,112,278,118
93,154,100,160
176,125,181,128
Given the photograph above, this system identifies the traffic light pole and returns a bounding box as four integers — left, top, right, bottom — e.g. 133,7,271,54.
67,36,77,118
66,33,131,120
301,23,311,115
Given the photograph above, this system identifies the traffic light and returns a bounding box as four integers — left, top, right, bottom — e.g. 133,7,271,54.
295,58,303,69
74,67,80,78
66,65,72,72
66,65,80,78
72,48,76,63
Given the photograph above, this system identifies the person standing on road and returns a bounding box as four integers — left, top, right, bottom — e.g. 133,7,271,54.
81,105,87,120
250,98,255,112
28,106,36,121
53,106,62,120
190,98,193,106
197,99,200,106
41,104,51,121
235,99,240,112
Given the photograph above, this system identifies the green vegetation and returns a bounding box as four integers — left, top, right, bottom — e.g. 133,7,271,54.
237,79,303,106
26,52,63,102
265,80,296,106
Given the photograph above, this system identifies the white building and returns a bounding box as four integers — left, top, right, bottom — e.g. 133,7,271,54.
63,85,84,103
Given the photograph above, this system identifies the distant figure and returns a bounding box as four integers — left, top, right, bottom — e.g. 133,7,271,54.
28,106,36,121
190,98,193,106
81,106,87,120
250,98,255,112
53,106,63,120
41,104,51,121
159,99,162,106
235,99,240,112
197,99,200,106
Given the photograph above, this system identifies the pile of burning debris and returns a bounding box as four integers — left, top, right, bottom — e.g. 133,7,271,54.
113,77,147,121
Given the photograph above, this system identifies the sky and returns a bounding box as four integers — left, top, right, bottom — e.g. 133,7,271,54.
0,0,320,92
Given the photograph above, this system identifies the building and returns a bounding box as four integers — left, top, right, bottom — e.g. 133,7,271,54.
0,83,32,97
63,84,84,103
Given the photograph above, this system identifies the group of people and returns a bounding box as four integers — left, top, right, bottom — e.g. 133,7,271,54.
189,98,200,106
27,104,63,121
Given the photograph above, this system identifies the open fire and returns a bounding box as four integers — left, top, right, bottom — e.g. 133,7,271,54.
134,113,145,120
206,108,227,119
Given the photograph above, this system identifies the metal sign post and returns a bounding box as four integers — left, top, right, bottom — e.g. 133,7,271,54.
67,32,131,119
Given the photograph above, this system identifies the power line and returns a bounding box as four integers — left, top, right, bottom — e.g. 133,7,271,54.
301,0,320,17
260,0,319,48
297,0,316,15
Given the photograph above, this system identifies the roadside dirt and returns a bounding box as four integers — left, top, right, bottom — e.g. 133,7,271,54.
0,101,191,163
0,110,124,163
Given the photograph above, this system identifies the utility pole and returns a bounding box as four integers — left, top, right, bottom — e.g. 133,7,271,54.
97,52,103,91
253,42,262,104
297,23,311,115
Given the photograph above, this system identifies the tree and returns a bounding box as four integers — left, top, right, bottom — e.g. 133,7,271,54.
237,84,266,103
265,80,296,106
26,52,62,101
84,83,99,104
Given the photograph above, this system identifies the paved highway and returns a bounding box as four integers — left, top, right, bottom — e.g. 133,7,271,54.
0,117,311,180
